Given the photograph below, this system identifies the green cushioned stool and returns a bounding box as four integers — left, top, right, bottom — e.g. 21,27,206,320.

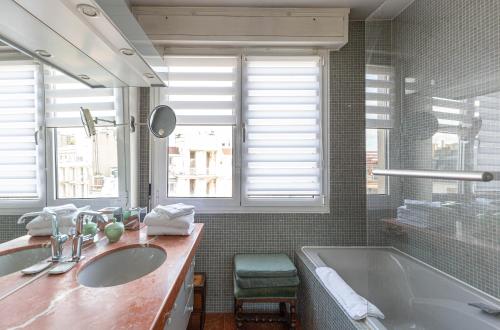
233,254,299,330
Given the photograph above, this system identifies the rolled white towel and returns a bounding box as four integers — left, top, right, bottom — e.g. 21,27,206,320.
144,210,194,229
315,267,385,320
43,204,78,215
153,203,195,219
26,206,90,230
28,226,75,237
146,223,195,236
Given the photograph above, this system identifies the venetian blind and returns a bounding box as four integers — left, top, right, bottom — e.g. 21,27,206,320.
44,67,119,127
242,56,323,201
0,49,41,198
366,64,394,129
159,56,238,125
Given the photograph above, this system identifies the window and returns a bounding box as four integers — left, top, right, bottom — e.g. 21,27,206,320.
168,126,232,198
54,127,119,198
0,54,45,209
151,52,328,212
44,67,126,205
366,129,387,194
430,93,500,195
160,55,238,204
366,64,393,195
242,56,324,206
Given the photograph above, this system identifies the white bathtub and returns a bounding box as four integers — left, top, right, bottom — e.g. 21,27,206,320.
301,247,500,330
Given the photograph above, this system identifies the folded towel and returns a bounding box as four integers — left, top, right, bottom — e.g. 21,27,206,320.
144,210,194,229
26,206,90,230
315,267,385,320
28,226,74,237
146,223,195,236
43,204,78,215
153,203,195,219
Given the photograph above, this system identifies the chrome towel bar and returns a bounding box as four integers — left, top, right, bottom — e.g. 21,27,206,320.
372,169,495,182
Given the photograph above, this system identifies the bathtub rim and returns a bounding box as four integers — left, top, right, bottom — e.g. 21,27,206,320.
296,248,383,330
300,245,500,306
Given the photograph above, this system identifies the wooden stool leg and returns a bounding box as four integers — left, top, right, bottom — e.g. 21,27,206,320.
279,302,287,317
235,299,244,330
289,301,297,330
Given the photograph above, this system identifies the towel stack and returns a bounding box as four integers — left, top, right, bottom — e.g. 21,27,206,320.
22,204,90,236
145,203,195,236
396,199,442,228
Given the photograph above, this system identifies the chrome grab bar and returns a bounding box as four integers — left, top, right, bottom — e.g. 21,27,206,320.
372,169,495,182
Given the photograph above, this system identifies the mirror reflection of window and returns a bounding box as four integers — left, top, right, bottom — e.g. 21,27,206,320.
366,64,393,195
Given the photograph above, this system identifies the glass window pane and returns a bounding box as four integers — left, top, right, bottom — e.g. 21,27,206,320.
432,132,459,193
55,127,119,198
366,129,387,194
167,126,232,198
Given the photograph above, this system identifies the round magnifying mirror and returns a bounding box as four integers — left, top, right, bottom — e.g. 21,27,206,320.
148,105,176,138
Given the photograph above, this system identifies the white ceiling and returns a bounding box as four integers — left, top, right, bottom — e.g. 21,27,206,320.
128,0,411,20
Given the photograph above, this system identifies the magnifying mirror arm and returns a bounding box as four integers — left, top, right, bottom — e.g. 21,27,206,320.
93,117,116,126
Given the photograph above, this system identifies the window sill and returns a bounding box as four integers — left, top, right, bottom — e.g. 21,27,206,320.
193,207,330,214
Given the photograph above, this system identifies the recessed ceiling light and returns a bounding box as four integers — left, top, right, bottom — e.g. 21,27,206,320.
144,73,155,79
120,48,135,56
78,74,90,80
77,4,100,17
35,49,52,58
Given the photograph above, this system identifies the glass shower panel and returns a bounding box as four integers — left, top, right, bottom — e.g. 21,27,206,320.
366,1,500,329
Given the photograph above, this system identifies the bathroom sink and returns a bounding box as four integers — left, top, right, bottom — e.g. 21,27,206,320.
77,246,167,287
0,246,51,277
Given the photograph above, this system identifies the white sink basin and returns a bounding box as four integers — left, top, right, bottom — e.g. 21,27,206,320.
0,246,51,277
77,246,167,287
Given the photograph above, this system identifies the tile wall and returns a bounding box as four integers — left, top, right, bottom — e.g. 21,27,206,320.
138,22,368,312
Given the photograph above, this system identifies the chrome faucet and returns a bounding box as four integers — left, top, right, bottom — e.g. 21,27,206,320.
47,210,68,262
18,210,68,262
72,211,107,262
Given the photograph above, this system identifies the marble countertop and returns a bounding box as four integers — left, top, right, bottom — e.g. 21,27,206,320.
0,224,204,330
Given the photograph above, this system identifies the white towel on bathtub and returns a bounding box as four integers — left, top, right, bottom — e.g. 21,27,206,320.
315,267,385,320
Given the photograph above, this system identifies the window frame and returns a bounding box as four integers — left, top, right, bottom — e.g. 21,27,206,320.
45,87,129,209
0,61,46,214
151,48,330,213
366,128,390,196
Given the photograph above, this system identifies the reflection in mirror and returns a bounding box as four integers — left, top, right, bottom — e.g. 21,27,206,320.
366,1,500,305
148,105,176,138
0,42,52,299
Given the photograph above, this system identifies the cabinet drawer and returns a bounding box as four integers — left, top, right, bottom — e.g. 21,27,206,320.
164,260,195,330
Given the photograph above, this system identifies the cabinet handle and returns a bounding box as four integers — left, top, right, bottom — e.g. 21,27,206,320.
167,317,172,325
185,306,194,313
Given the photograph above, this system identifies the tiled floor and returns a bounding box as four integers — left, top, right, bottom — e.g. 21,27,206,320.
197,313,301,330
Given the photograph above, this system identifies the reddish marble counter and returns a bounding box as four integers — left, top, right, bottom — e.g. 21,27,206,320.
0,236,52,300
0,224,204,330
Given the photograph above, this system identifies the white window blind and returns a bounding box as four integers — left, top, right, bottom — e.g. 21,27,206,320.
243,56,323,201
159,56,238,125
44,67,119,127
366,65,394,129
0,57,41,198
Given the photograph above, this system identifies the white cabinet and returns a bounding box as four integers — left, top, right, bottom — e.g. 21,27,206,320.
164,260,195,330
